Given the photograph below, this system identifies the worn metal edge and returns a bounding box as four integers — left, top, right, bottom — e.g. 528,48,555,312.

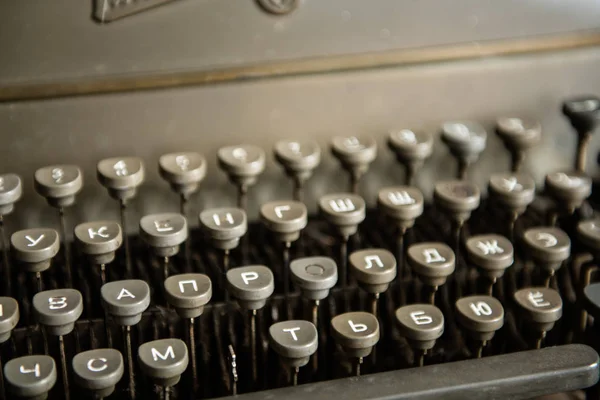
1,29,600,102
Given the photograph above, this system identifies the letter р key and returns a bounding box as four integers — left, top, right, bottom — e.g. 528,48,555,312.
72,348,124,399
226,266,274,311
4,355,57,399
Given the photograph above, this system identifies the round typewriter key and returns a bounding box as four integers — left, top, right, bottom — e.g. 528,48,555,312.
441,121,487,179
578,219,600,254
488,173,535,228
0,297,19,344
159,152,207,198
0,173,22,216
455,295,504,358
33,289,83,337
72,348,124,398
407,242,455,304
514,287,562,348
466,234,514,294
274,139,321,201
434,180,480,226
331,312,379,376
217,144,265,209
349,249,396,317
140,213,188,280
523,227,570,286
11,228,60,292
395,304,444,366
330,135,377,193
378,186,424,231
583,282,600,320
74,221,122,284
545,170,592,213
138,338,189,397
269,320,318,385
387,129,433,185
164,273,212,319
290,257,338,302
34,165,83,208
199,207,247,251
97,157,145,202
562,96,600,172
4,355,57,399
495,117,541,172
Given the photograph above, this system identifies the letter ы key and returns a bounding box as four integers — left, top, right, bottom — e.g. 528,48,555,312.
495,117,541,172
217,144,265,209
269,320,318,386
72,349,124,398
158,152,207,199
455,296,504,358
545,170,592,213
349,249,396,318
523,227,570,286
514,287,562,348
0,297,19,344
407,242,455,304
138,339,189,393
199,207,247,251
395,304,444,366
440,121,486,179
0,173,22,215
4,355,57,399
74,221,122,284
274,139,321,201
34,165,83,208
466,234,514,294
331,311,380,376
330,135,377,193
562,96,600,172
97,157,145,202
387,129,433,185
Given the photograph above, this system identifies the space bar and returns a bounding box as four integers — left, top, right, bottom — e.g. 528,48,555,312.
224,344,599,400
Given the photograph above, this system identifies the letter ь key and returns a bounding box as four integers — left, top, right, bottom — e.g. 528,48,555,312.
331,311,380,376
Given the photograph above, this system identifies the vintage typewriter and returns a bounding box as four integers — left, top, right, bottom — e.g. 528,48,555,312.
1,1,600,399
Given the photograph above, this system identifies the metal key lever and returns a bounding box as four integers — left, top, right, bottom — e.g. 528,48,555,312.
220,344,599,400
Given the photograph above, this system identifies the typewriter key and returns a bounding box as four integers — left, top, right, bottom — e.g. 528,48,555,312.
578,220,600,329
140,213,188,280
387,129,433,185
11,228,60,292
545,170,592,215
33,289,83,400
377,186,424,277
74,221,122,285
330,135,377,193
331,312,380,376
395,304,444,366
562,96,600,172
441,121,487,179
158,152,207,214
260,201,307,296
465,234,514,295
488,173,535,237
227,265,274,383
290,257,338,327
514,287,562,349
349,249,397,317
217,144,265,210
4,355,56,399
269,320,318,386
0,173,22,293
407,242,455,304
583,282,600,323
319,193,366,288
101,280,150,398
455,296,504,358
138,339,189,400
495,117,542,172
0,297,19,344
164,273,212,392
72,349,124,399
434,180,480,229
274,140,321,201
523,227,570,287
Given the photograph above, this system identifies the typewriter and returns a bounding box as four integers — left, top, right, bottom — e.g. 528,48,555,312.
1,1,600,399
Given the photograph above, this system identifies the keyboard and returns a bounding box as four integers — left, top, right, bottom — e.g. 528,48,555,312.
0,99,599,400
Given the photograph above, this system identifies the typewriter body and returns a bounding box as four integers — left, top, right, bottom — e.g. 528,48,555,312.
1,1,600,399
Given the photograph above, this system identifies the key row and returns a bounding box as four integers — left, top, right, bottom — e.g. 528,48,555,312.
1,284,566,399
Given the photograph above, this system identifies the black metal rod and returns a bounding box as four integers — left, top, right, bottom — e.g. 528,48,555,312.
340,237,348,288
59,335,70,400
251,309,257,384
59,207,72,287
189,318,198,392
120,200,132,276
0,215,10,296
124,325,136,399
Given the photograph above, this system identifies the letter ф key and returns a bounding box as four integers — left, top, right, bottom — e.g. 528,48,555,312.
4,355,57,400
331,312,380,377
227,266,274,385
138,339,189,400
269,320,318,386
33,289,83,400
72,349,124,399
